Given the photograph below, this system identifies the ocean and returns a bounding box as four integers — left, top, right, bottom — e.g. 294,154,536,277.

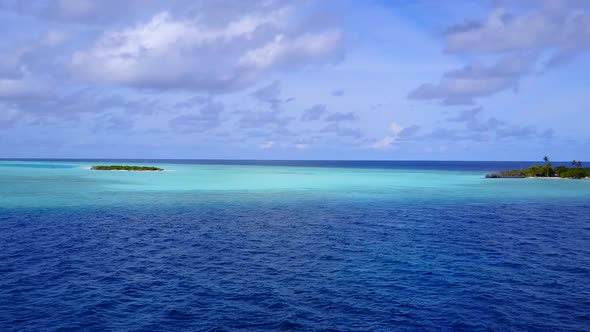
1,160,589,331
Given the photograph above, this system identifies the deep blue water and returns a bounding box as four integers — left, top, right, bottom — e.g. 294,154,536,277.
0,158,576,171
1,160,590,331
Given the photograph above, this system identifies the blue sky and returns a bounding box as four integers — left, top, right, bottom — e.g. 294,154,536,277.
0,0,589,160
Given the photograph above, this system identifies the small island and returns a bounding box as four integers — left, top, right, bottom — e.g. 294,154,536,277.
486,157,589,179
90,165,164,171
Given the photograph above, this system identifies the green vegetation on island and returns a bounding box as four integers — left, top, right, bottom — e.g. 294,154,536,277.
486,157,589,179
90,165,164,171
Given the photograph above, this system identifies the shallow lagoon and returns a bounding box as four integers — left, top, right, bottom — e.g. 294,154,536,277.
1,160,589,208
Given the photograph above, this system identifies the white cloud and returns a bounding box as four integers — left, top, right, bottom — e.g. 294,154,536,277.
239,31,343,70
371,122,417,149
408,52,537,105
411,1,590,105
445,4,590,56
371,136,396,149
389,122,402,135
371,122,402,149
70,8,343,92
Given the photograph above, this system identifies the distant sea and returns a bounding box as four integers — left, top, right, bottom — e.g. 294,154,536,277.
1,160,589,331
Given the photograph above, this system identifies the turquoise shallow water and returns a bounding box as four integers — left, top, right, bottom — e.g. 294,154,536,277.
1,160,589,208
1,160,590,331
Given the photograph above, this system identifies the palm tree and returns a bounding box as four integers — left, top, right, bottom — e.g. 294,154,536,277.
572,160,578,167
543,156,551,177
577,161,583,168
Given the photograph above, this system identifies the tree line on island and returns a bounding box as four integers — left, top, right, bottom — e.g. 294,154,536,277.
486,157,589,179
91,165,164,171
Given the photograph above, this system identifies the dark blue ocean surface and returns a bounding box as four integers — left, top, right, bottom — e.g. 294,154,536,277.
0,158,578,172
1,161,590,331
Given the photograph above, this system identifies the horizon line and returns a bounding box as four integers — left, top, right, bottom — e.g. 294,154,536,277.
0,158,586,163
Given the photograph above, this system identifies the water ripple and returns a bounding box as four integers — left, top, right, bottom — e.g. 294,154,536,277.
1,201,590,331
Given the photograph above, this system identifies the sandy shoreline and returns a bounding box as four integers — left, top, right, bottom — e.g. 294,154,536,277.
525,176,590,180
